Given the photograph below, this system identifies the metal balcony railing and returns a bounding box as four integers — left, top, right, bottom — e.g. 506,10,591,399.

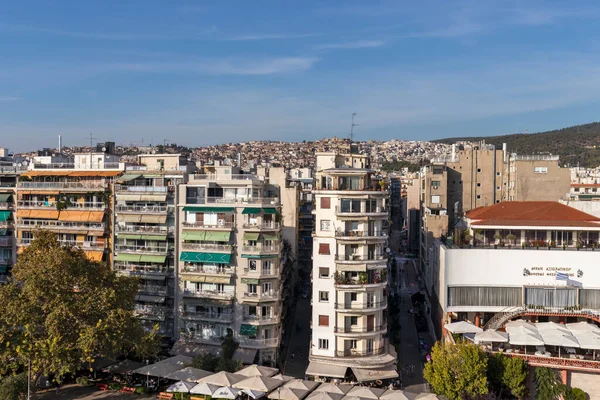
115,265,171,277
0,202,13,209
181,311,234,322
16,220,105,231
334,325,385,333
115,244,168,254
116,225,168,234
193,174,261,181
194,197,279,205
241,268,279,277
335,300,388,310
242,314,280,323
115,185,168,193
181,266,235,275
335,254,386,262
181,333,223,344
134,304,169,316
17,181,108,190
137,285,169,296
242,291,279,301
335,230,387,238
18,238,105,250
241,245,280,254
242,222,280,229
183,289,234,300
335,346,387,357
17,200,106,210
0,237,13,247
182,221,234,229
238,337,279,346
116,204,169,213
335,206,388,215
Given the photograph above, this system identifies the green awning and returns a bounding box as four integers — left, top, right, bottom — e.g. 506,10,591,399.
0,266,7,273
243,232,260,241
0,211,10,222
0,194,11,202
204,231,231,242
183,206,235,213
241,254,278,259
116,173,142,183
263,208,279,215
117,234,143,240
262,233,278,241
242,208,261,214
142,174,163,179
141,235,167,241
241,278,259,284
0,229,6,236
240,324,258,336
180,252,232,264
182,231,206,241
139,255,167,263
115,254,141,262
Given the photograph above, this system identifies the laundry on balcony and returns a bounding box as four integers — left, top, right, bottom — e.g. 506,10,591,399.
180,252,232,264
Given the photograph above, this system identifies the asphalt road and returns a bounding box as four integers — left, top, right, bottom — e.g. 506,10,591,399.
281,296,312,378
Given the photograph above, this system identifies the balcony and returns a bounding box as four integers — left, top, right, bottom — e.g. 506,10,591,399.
201,196,279,205
241,267,279,278
183,289,234,300
242,222,280,230
193,173,261,181
182,222,234,230
181,333,224,345
17,200,106,210
180,311,233,323
181,243,233,252
138,284,170,296
334,325,387,336
335,300,388,312
242,314,280,324
115,185,168,193
0,221,13,229
181,265,235,276
334,271,388,289
0,202,13,210
17,181,108,191
134,305,169,321
334,254,387,269
241,245,280,255
16,220,105,232
241,291,280,302
116,204,169,214
335,206,388,218
0,237,13,247
115,265,171,278
238,337,279,348
335,346,387,357
0,257,12,266
335,230,387,240
115,244,168,254
116,225,168,235
18,238,105,250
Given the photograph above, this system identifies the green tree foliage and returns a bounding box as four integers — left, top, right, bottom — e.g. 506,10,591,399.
501,356,528,399
192,353,220,372
381,160,423,173
563,387,587,400
192,328,242,373
423,341,488,400
0,373,28,400
0,230,159,381
535,367,563,400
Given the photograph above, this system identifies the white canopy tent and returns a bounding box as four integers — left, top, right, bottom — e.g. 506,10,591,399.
190,382,221,396
237,365,279,378
535,322,571,335
379,389,412,400
212,386,241,399
567,322,600,333
165,367,212,382
167,381,197,393
474,330,509,344
313,383,353,395
284,379,320,392
233,376,284,392
198,371,245,387
268,387,309,400
346,386,385,399
505,320,537,333
306,392,346,400
444,321,483,334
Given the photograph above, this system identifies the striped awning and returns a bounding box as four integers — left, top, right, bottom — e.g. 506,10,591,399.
0,211,11,222
180,252,231,264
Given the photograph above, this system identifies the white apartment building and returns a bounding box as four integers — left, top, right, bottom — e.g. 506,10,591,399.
307,149,398,382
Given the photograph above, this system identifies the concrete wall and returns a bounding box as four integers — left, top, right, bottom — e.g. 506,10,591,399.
560,199,600,218
512,159,570,201
569,371,600,399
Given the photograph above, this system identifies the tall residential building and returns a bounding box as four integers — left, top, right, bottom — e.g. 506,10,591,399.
173,163,297,367
113,154,192,344
307,149,398,382
288,168,314,272
0,159,24,283
15,152,123,265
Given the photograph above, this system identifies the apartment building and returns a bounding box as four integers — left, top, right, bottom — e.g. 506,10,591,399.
307,149,398,382
114,154,191,344
15,151,123,265
174,163,297,366
288,168,314,271
0,160,24,283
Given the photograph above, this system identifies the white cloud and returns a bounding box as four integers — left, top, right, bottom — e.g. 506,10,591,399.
314,40,386,50
0,96,19,102
224,33,316,41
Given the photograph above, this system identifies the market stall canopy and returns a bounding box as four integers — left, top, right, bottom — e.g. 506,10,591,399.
474,330,509,344
444,321,483,334
237,364,279,378
164,367,212,382
167,381,197,393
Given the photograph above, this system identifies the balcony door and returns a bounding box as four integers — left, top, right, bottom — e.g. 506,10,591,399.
366,338,374,353
367,292,375,308
367,315,375,332
262,282,273,296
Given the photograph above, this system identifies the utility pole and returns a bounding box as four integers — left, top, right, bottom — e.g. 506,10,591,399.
350,112,358,141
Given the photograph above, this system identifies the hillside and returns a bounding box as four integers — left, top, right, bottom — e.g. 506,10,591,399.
434,122,600,167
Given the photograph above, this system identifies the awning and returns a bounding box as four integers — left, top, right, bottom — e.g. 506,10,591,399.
0,211,11,222
142,174,163,179
204,231,231,242
306,362,347,379
182,231,207,241
118,233,167,241
84,250,104,261
116,214,167,224
240,324,258,336
116,174,142,183
242,254,277,259
262,233,278,241
241,278,260,284
117,194,142,201
243,232,260,241
204,276,231,284
0,266,8,273
263,208,279,215
16,209,58,219
233,348,258,365
22,170,122,177
183,275,207,283
135,294,166,303
58,211,104,223
140,194,167,202
139,255,167,263
115,254,141,262
184,206,235,213
351,366,398,382
242,208,261,214
180,252,231,264
0,194,11,202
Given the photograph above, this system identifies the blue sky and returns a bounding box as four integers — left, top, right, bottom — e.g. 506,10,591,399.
1,0,600,151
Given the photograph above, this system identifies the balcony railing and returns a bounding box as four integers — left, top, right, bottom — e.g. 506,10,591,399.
335,230,387,239
242,291,279,301
241,245,280,254
335,346,387,357
183,289,234,300
115,244,168,254
181,243,233,252
0,202,13,209
335,300,388,311
334,325,385,333
181,311,234,322
137,285,169,296
115,185,168,193
238,337,279,347
182,222,234,229
16,220,105,231
31,162,121,170
134,305,169,317
0,257,12,265
335,206,388,216
0,237,13,247
193,174,261,181
18,238,105,250
115,265,171,277
335,254,387,262
181,333,223,345
242,314,280,323
116,225,168,234
17,181,108,190
242,222,281,229
116,204,169,213
181,266,235,275
198,197,279,205
241,267,279,277
17,200,106,210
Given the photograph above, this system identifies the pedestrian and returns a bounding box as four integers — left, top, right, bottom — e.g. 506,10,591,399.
291,352,295,360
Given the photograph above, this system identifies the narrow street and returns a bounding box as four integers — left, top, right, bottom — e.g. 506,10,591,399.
281,296,311,378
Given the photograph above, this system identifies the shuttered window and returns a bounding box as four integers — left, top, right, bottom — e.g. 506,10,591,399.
318,315,329,326
320,197,331,209
318,243,330,255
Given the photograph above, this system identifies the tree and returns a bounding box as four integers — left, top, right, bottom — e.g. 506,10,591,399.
0,230,159,382
502,356,528,399
0,373,27,400
535,367,563,400
563,387,587,400
423,341,488,400
192,328,242,373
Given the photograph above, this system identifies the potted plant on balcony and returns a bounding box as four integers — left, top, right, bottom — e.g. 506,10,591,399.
493,233,501,249
506,234,516,248
358,272,368,284
463,233,473,248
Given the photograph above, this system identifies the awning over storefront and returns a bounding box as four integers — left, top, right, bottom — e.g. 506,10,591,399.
351,366,398,382
0,211,11,222
306,362,347,379
116,174,142,183
84,250,104,261
115,254,141,262
139,255,167,263
180,252,231,264
0,194,12,202
242,208,261,214
240,324,258,336
262,208,279,215
16,209,58,219
243,232,260,241
183,206,235,213
58,211,105,223
204,231,231,242
241,254,277,259
262,233,278,241
135,294,166,303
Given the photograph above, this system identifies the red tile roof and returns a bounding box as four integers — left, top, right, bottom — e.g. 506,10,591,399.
466,201,600,228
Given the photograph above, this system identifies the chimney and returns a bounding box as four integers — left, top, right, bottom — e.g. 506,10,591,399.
502,143,507,163
451,144,456,161
58,135,62,154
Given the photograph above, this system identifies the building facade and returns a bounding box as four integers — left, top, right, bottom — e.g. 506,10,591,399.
307,150,397,381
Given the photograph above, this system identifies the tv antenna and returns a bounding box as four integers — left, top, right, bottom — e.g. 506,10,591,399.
349,112,358,141
87,133,97,148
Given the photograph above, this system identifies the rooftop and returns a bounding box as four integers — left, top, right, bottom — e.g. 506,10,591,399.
466,201,600,228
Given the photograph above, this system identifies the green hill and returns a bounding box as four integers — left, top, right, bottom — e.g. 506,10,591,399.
433,122,600,167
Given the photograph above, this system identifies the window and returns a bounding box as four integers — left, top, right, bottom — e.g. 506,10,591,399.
318,315,329,326
247,284,257,294
350,293,357,302
497,186,501,190
320,220,331,231
319,267,330,278
476,183,481,187
496,172,501,176
340,199,361,213
431,180,440,188
431,195,440,204
186,186,206,204
249,260,257,271
318,243,330,255
476,195,481,199
477,168,481,173
318,339,329,349
349,340,358,349
365,199,377,213
350,316,358,326
534,166,548,174
320,197,331,209
319,291,329,302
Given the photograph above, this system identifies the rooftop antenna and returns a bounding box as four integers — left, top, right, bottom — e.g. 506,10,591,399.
86,133,97,169
350,112,358,141
87,132,97,148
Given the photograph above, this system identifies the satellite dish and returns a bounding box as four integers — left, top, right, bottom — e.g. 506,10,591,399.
385,247,391,253
102,147,107,152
